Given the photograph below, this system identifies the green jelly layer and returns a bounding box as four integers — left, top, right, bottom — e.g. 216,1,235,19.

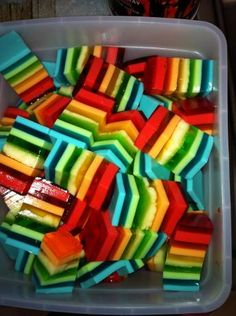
58,85,74,97
3,141,47,169
118,76,136,111
133,230,158,258
38,250,79,276
111,70,125,98
164,125,198,170
10,223,44,241
64,47,81,85
59,145,83,189
155,95,173,110
75,46,91,75
8,60,42,86
115,72,130,107
60,110,99,138
34,258,78,286
3,54,38,80
173,128,203,174
18,101,28,110
14,214,56,234
53,119,94,146
92,139,133,167
9,127,52,150
77,262,102,279
133,151,142,177
24,253,35,275
163,264,202,281
122,229,145,259
0,126,11,137
187,59,202,98
54,143,81,187
98,130,137,157
119,174,139,228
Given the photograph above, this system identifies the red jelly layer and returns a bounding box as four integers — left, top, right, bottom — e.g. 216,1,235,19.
80,56,104,91
80,210,118,261
160,181,188,237
0,163,33,195
143,56,167,94
105,47,125,67
20,76,55,104
61,198,90,231
4,107,30,119
74,88,115,113
86,161,119,210
36,95,71,128
172,213,213,245
135,105,169,150
172,97,216,125
28,177,71,203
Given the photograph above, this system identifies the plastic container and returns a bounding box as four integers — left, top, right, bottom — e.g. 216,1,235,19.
0,16,231,314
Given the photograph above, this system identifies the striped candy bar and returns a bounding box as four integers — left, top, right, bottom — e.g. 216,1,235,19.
0,31,55,103
163,212,213,291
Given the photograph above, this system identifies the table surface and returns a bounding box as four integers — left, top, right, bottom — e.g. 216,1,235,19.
0,0,112,22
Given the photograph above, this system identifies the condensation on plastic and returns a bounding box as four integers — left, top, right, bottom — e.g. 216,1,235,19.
0,16,231,315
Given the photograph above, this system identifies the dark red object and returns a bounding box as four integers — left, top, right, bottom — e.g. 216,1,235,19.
0,163,33,195
123,57,147,79
0,184,9,197
80,210,118,261
61,198,90,231
172,213,214,245
103,271,126,283
172,97,216,126
104,47,125,67
28,177,71,204
143,56,167,94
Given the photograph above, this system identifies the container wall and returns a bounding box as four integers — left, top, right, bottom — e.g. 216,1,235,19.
0,17,231,314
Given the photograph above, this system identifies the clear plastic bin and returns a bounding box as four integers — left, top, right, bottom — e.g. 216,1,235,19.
0,16,231,314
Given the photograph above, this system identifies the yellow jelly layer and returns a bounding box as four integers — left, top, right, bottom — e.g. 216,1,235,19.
109,228,132,260
14,68,48,94
99,64,116,94
76,155,104,200
148,115,181,159
67,100,107,128
151,180,169,232
24,195,64,217
164,58,180,95
67,150,95,196
103,120,139,142
0,153,40,177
